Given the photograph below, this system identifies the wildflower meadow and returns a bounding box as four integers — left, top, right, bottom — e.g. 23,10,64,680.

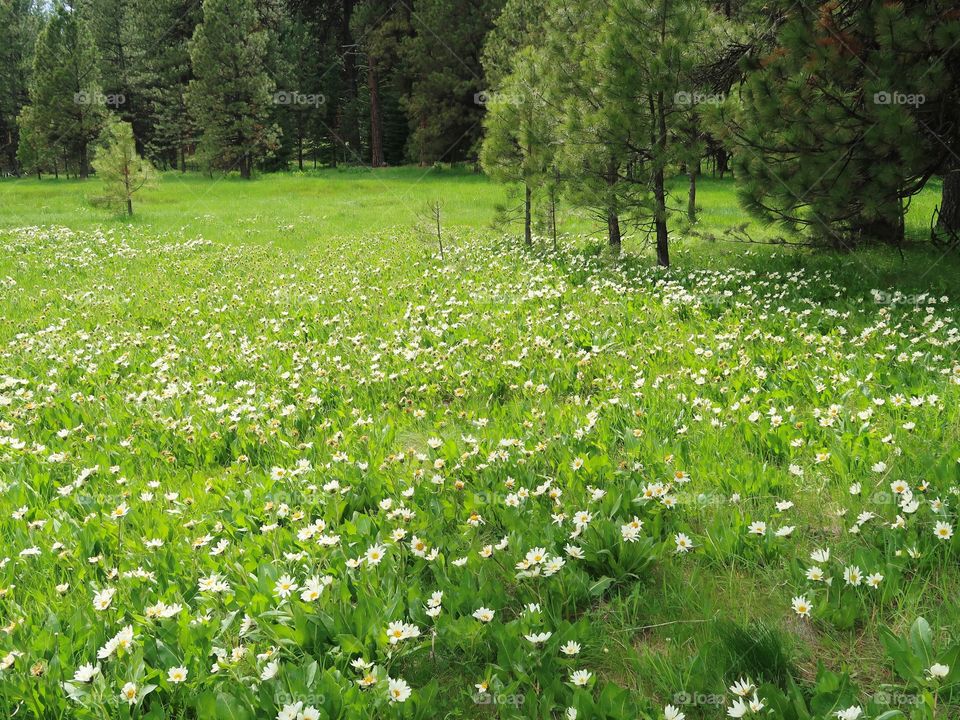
0,215,958,719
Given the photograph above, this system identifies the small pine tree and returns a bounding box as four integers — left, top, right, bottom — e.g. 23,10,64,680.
15,105,55,178
480,51,555,246
91,117,156,215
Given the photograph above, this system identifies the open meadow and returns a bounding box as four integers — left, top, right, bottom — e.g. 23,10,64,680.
0,172,959,719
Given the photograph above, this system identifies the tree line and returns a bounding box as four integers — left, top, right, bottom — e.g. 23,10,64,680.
0,0,500,179
0,0,958,261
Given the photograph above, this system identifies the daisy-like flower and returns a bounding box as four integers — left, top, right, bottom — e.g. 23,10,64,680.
351,657,374,671
0,651,21,670
727,698,748,718
74,663,100,683
934,521,953,541
791,595,812,617
674,533,694,553
664,705,685,720
300,575,328,602
560,641,581,656
927,663,949,679
570,669,592,686
276,702,302,720
729,678,755,697
843,565,862,586
810,548,830,563
120,682,138,706
387,677,411,703
866,573,883,588
167,666,188,683
93,587,116,611
473,607,495,622
261,660,279,681
524,631,552,644
274,575,298,599
805,566,825,582
525,547,548,564
386,621,420,644
748,521,766,535
365,544,387,565
834,706,862,720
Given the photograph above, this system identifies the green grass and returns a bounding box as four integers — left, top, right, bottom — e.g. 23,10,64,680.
1,168,943,250
1,171,959,719
0,166,508,247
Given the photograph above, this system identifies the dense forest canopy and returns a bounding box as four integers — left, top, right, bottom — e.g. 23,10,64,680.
0,0,958,258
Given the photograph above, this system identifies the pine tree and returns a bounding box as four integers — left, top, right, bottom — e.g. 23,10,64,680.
15,104,54,177
126,0,200,170
0,0,41,175
717,1,960,246
400,0,503,165
600,0,715,265
21,1,105,178
350,0,410,167
535,0,628,253
91,115,156,215
187,0,279,178
481,0,556,245
76,0,135,122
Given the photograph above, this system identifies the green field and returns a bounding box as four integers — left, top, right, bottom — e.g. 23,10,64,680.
1,173,959,720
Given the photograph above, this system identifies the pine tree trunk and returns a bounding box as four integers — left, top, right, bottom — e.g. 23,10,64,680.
339,0,360,150
418,116,428,167
936,168,960,240
524,182,532,246
688,168,697,223
240,155,251,179
550,193,558,251
606,159,621,255
653,92,670,267
368,62,385,168
607,206,621,255
717,148,729,179
79,143,89,179
126,198,133,216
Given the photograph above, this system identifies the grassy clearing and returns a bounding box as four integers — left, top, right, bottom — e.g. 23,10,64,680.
0,174,958,719
0,168,943,250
